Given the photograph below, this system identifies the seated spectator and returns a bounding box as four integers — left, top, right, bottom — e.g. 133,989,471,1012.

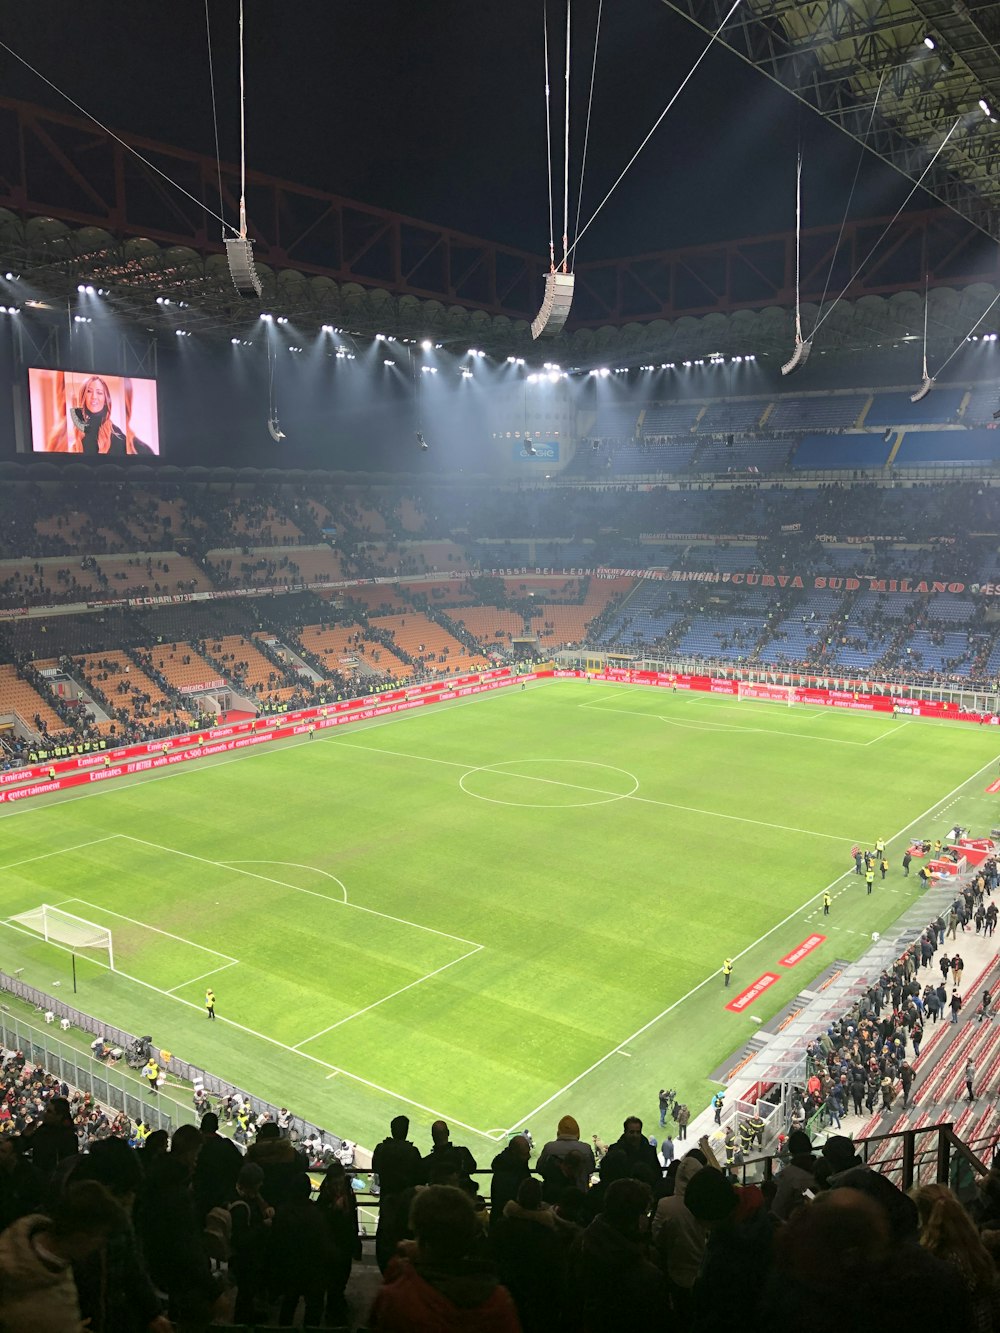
0,1180,124,1332
369,1183,519,1331
564,1176,666,1332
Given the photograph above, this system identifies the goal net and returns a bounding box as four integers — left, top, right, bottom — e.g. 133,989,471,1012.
736,681,796,706
9,904,114,971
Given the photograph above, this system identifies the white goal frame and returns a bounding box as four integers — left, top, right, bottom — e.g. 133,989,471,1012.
736,681,797,707
9,903,114,971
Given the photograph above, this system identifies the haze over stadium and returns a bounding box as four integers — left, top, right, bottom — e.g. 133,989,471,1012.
1,1,1000,1328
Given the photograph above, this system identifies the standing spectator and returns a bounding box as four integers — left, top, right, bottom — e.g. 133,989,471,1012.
245,1122,308,1208
369,1185,520,1331
488,1136,533,1231
900,1062,916,1108
565,1178,666,1333
229,1162,274,1326
537,1116,596,1194
902,849,912,876
316,1161,361,1326
950,990,963,1024
193,1111,242,1221
0,1135,42,1233
22,1097,78,1176
658,1088,674,1128
952,954,965,990
491,1176,572,1332
965,1058,975,1103
270,1172,331,1327
979,990,994,1023
420,1120,478,1187
772,1131,818,1221
676,1104,690,1141
372,1116,424,1273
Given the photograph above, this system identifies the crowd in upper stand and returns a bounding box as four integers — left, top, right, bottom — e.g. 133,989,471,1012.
0,476,998,770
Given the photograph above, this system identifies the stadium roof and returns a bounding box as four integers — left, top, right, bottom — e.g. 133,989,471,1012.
663,0,1000,239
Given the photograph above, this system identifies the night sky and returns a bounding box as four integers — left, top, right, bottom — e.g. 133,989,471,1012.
5,0,931,262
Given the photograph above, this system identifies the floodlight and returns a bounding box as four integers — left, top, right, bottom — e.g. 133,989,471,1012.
924,34,936,49
259,312,273,321
421,339,433,350
276,316,288,325
384,358,396,366
231,337,240,344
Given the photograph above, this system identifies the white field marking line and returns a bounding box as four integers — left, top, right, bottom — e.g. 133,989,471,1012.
166,959,240,995
0,919,497,1145
63,897,239,964
501,748,1000,1136
0,835,120,875
865,721,912,746
292,944,483,1049
327,739,859,843
121,835,482,948
581,698,874,746
226,861,347,903
0,686,515,824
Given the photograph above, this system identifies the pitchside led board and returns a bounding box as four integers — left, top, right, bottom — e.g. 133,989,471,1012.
28,369,160,457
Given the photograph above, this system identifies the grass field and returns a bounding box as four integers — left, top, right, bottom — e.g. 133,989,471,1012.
1,679,998,1153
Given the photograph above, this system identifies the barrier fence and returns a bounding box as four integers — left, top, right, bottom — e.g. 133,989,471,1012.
0,972,343,1150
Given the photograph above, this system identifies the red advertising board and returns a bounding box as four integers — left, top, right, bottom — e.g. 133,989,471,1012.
726,973,780,1013
779,935,826,967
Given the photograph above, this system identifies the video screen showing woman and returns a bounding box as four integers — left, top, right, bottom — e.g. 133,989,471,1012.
28,369,160,456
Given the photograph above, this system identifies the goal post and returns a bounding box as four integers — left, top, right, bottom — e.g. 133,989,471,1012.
9,904,114,971
736,681,797,707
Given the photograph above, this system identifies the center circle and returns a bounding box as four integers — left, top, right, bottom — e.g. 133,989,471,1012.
458,759,640,809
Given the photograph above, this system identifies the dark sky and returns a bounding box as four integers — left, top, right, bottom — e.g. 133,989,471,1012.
5,0,937,261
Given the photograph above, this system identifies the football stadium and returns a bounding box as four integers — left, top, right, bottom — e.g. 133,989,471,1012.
3,0,1000,1327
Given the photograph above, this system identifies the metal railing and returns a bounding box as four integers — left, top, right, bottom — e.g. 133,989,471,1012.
0,972,344,1150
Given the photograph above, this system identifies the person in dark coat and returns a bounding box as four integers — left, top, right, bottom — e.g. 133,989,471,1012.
21,1097,78,1176
564,1177,669,1332
245,1121,308,1208
372,1115,424,1272
316,1160,361,1325
687,1171,777,1332
488,1135,533,1231
491,1176,572,1332
420,1120,478,1186
192,1111,242,1221
270,1172,332,1327
608,1116,661,1175
0,1136,42,1233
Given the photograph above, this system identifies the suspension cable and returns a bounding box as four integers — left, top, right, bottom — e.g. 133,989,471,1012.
0,36,235,237
561,0,572,272
238,0,248,240
812,69,886,336
811,117,961,340
572,0,603,263
564,0,742,268
543,2,556,272
931,288,1000,382
204,0,227,240
793,148,804,346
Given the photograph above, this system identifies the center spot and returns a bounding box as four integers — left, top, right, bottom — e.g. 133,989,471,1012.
458,759,639,809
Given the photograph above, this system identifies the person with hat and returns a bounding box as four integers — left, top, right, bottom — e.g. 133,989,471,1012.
537,1114,596,1192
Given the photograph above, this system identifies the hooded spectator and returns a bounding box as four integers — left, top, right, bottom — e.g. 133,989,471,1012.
564,1177,667,1332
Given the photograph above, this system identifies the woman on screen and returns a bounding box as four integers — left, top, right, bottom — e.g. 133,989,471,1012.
67,376,153,455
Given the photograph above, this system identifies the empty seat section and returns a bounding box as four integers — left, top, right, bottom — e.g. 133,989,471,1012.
0,664,66,734
792,434,891,469
893,430,1000,464
865,389,964,427
768,394,868,431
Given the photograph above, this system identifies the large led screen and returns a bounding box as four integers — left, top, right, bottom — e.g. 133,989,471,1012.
28,369,160,456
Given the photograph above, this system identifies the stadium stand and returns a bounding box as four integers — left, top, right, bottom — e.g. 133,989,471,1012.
768,392,869,431
0,663,68,736
865,388,966,426
893,429,1000,465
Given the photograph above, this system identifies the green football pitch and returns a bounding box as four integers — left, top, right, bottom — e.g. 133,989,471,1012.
1,679,998,1152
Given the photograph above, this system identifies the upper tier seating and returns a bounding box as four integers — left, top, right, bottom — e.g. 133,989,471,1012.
865,388,965,427
962,385,999,424
298,623,411,678
697,399,770,433
205,546,349,587
768,394,869,431
792,434,891,469
373,613,489,674
893,430,1000,465
642,402,702,435
693,436,792,473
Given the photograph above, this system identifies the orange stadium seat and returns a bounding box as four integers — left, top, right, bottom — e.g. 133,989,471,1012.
0,664,67,734
74,650,194,729
375,612,489,674
299,623,411,679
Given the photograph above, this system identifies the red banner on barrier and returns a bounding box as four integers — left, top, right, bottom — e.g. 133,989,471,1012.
726,973,780,1012
779,935,826,967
